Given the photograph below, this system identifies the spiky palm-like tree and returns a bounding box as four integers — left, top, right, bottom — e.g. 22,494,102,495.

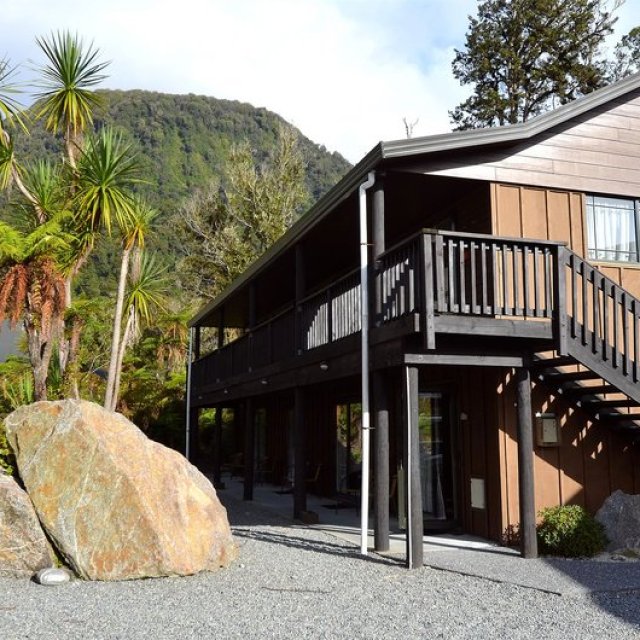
104,199,157,410
0,217,70,400
35,31,108,168
110,252,167,411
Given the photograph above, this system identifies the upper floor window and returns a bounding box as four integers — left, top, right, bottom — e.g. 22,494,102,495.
586,195,640,263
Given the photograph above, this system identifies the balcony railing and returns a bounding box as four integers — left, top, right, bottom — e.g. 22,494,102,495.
192,230,567,390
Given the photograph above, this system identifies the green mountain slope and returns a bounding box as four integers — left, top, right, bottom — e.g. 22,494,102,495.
6,89,352,298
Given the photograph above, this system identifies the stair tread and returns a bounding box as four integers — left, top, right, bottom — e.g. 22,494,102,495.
532,356,576,369
542,370,600,382
560,384,618,397
598,413,640,421
581,399,639,408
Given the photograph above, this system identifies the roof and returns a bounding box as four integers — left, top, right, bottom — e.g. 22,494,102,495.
190,71,640,327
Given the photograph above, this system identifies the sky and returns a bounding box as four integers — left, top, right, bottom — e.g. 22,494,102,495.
1,0,637,163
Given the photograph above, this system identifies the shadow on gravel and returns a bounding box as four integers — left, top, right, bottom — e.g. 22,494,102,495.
233,528,401,567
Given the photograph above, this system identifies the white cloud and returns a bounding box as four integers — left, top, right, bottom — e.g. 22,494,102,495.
1,0,637,163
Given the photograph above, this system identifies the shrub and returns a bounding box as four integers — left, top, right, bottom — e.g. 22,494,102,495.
0,420,16,476
537,505,608,557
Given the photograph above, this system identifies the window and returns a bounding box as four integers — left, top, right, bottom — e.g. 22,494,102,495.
586,195,640,263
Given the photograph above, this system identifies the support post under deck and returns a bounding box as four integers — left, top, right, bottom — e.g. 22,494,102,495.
374,370,390,551
293,386,307,518
516,367,538,559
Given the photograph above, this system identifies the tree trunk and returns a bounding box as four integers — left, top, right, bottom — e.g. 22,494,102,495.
25,318,54,402
104,246,131,409
110,306,134,412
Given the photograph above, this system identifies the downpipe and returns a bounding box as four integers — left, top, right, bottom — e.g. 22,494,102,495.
185,327,193,460
359,170,376,555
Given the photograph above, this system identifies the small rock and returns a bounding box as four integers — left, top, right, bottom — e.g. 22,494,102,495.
34,567,71,586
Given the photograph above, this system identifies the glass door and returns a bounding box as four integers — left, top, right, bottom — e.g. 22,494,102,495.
418,392,455,527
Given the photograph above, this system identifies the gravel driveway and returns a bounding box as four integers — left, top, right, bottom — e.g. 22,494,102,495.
1,495,639,639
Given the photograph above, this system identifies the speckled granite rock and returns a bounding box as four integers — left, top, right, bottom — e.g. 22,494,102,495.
596,490,640,552
4,400,236,581
0,471,55,577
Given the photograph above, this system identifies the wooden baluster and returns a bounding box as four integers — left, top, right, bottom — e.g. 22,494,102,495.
481,241,489,314
612,286,619,369
435,235,446,313
448,239,456,313
544,249,552,319
581,261,588,346
458,240,467,313
502,244,510,315
593,270,601,357
470,241,478,314
492,243,500,315
622,291,629,377
633,299,639,383
523,246,530,317
533,247,540,317
570,254,577,339
513,244,521,316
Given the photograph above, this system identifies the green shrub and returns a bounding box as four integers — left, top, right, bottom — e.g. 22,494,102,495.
0,420,16,476
537,505,607,557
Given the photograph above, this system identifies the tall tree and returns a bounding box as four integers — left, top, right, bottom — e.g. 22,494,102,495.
451,0,620,129
104,199,156,410
35,31,108,169
177,125,309,301
609,26,640,80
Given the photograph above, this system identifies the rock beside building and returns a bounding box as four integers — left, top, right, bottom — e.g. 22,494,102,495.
0,471,55,577
596,490,640,552
4,400,237,581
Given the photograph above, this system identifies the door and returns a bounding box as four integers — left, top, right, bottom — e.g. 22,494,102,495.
418,392,456,530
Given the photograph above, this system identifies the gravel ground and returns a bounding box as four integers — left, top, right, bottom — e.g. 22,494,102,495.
1,495,640,640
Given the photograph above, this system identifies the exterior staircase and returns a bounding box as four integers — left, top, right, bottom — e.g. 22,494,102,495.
533,250,640,437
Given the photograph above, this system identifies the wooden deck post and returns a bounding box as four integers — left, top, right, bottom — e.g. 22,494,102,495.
402,365,423,568
374,369,390,551
243,397,255,501
213,406,224,488
293,386,307,518
516,367,538,559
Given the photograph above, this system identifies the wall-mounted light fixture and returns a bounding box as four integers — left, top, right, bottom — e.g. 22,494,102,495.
260,378,268,385
535,412,561,447
223,388,229,395
319,361,329,371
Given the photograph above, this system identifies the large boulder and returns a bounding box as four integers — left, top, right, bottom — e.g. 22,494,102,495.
0,470,55,577
596,490,640,552
4,400,236,581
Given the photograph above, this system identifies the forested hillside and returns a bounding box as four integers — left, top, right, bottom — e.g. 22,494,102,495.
7,89,351,297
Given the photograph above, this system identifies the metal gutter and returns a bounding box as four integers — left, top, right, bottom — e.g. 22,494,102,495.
381,71,640,159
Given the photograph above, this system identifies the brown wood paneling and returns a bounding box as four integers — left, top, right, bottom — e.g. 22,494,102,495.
521,188,548,239
421,91,640,199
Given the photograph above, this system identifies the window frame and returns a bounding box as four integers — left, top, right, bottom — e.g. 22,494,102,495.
586,194,640,264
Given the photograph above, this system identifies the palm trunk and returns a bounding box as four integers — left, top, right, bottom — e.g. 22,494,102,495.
104,246,131,409
25,318,54,402
110,306,134,412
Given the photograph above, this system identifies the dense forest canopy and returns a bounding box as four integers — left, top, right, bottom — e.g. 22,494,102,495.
5,89,351,297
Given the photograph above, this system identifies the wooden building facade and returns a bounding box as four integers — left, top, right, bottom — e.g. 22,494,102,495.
188,73,640,566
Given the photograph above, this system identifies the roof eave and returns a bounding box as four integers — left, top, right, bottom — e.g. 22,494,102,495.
188,142,384,327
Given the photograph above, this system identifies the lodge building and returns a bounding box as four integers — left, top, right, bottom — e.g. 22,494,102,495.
188,72,640,567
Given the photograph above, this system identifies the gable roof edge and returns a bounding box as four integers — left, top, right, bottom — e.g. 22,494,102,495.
381,71,640,159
